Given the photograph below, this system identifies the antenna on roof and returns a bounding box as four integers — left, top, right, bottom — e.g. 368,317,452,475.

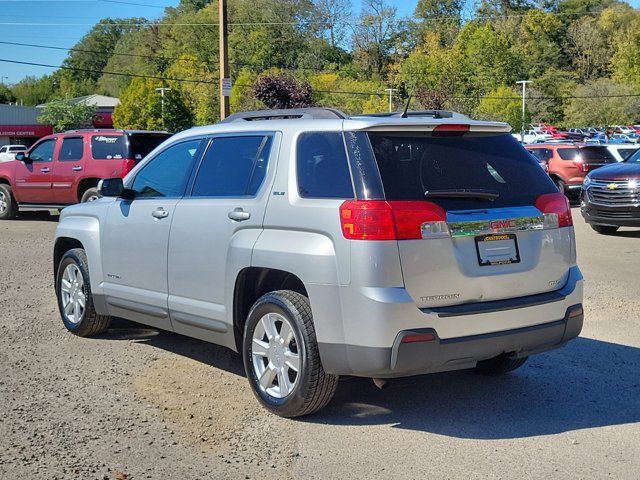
401,94,412,119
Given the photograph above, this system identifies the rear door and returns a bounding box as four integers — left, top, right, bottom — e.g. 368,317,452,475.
167,133,277,347
52,135,86,204
14,137,58,203
365,131,572,309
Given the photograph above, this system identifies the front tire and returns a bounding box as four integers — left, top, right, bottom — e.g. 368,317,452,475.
242,290,338,417
591,224,619,235
0,183,17,220
55,248,111,336
474,354,528,375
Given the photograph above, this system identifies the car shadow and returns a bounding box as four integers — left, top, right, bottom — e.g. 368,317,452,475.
612,229,640,238
13,211,59,221
101,321,640,439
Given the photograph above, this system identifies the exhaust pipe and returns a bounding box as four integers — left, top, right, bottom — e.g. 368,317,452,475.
372,378,388,390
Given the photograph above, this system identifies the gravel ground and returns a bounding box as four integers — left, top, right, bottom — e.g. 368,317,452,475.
0,208,639,479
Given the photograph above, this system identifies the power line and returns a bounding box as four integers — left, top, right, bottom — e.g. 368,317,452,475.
97,0,169,8
0,58,217,84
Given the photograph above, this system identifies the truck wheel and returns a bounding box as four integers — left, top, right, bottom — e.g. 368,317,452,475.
474,354,528,375
0,184,17,220
242,290,339,417
81,187,102,203
55,248,111,337
591,225,619,235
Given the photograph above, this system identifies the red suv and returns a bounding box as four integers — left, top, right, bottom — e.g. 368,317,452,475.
0,129,170,219
526,143,616,197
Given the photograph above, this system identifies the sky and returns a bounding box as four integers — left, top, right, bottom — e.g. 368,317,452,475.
0,0,417,84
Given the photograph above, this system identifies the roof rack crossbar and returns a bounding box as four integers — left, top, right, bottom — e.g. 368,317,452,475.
220,107,347,123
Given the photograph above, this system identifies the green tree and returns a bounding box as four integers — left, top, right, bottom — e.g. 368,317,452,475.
527,69,578,124
476,85,527,131
11,75,58,105
414,0,463,45
516,10,565,77
565,17,610,82
38,99,97,132
112,78,194,132
564,78,640,127
0,84,15,103
352,0,400,76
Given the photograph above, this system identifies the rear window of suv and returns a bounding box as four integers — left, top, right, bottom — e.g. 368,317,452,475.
91,133,170,161
366,132,556,210
557,147,616,162
91,135,125,160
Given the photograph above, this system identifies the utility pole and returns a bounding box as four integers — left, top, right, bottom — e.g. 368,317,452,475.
155,87,171,130
515,80,532,142
219,0,230,120
385,88,398,112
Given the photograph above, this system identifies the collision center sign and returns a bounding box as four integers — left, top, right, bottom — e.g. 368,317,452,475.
0,125,53,137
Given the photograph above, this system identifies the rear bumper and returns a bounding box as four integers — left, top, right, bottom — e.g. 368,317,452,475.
319,305,583,378
316,266,584,377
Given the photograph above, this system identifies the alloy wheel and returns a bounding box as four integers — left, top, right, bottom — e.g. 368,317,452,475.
251,312,301,399
60,264,86,324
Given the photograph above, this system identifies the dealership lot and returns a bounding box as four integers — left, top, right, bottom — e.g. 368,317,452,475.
0,210,639,479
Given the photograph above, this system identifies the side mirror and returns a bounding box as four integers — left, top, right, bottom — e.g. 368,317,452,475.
98,178,136,200
15,152,31,164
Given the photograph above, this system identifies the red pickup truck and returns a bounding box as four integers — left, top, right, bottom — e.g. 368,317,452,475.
0,129,170,219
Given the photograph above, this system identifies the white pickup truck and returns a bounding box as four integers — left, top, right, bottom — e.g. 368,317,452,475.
512,130,553,144
0,145,27,162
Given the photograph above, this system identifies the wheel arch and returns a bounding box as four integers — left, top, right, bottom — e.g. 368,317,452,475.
232,267,308,352
77,178,101,202
53,237,85,278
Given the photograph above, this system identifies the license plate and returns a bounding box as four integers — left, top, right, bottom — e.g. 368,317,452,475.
475,234,520,266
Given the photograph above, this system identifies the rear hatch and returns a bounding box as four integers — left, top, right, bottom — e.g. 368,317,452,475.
557,146,617,173
365,130,574,309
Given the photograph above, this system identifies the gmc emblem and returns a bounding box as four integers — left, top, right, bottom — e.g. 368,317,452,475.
489,219,516,230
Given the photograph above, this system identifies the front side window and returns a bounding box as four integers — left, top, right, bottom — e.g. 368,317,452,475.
0,147,6,153
29,139,56,162
191,135,273,197
297,132,354,199
59,137,84,161
131,139,201,198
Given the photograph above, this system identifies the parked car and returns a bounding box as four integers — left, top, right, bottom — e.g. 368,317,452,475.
514,130,553,144
526,143,617,197
612,125,635,135
606,144,640,162
581,150,640,234
610,133,640,144
0,145,27,162
52,107,583,417
566,128,592,141
542,126,569,139
0,129,171,219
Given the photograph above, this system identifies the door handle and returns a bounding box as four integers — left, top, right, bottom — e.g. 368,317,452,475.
72,166,82,171
228,208,251,221
152,208,169,219
40,167,50,173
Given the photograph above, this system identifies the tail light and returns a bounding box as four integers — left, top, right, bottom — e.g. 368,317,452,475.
432,124,470,137
339,200,447,240
121,159,136,178
572,158,588,172
535,192,573,228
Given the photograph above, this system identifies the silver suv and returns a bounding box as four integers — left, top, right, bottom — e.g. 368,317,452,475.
54,108,584,417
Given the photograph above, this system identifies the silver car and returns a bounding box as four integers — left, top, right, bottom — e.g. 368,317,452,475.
53,108,584,417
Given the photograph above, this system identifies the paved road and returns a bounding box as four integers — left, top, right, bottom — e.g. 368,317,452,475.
1,209,639,479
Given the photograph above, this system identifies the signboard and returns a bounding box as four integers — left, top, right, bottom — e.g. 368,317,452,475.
0,125,53,137
221,77,233,97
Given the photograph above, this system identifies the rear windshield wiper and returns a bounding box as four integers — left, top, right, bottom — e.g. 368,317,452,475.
424,189,500,201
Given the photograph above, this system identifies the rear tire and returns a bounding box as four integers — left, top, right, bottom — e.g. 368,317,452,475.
80,187,102,203
55,248,111,337
474,354,528,375
591,224,619,235
242,290,338,417
0,183,17,220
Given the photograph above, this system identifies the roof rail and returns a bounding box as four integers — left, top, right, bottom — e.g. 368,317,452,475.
220,107,348,123
351,110,469,120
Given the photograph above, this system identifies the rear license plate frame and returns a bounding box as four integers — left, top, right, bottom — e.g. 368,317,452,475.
475,233,521,266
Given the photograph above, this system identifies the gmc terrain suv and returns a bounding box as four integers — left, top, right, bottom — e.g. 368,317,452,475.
53,108,584,417
0,129,170,219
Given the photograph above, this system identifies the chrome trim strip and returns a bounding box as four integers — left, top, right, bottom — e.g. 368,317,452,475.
444,215,545,238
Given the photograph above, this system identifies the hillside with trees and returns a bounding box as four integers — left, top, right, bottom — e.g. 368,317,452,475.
5,0,640,130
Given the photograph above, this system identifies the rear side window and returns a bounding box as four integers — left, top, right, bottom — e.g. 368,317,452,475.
366,132,556,210
59,137,84,161
527,148,551,161
128,133,171,161
191,136,272,197
91,135,125,160
297,132,354,198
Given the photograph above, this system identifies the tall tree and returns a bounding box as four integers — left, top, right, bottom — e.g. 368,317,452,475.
414,0,463,45
314,0,352,47
564,78,640,126
565,17,610,82
0,84,15,104
352,0,399,76
38,99,97,132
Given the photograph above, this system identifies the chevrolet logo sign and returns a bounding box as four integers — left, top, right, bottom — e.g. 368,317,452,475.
607,183,619,190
